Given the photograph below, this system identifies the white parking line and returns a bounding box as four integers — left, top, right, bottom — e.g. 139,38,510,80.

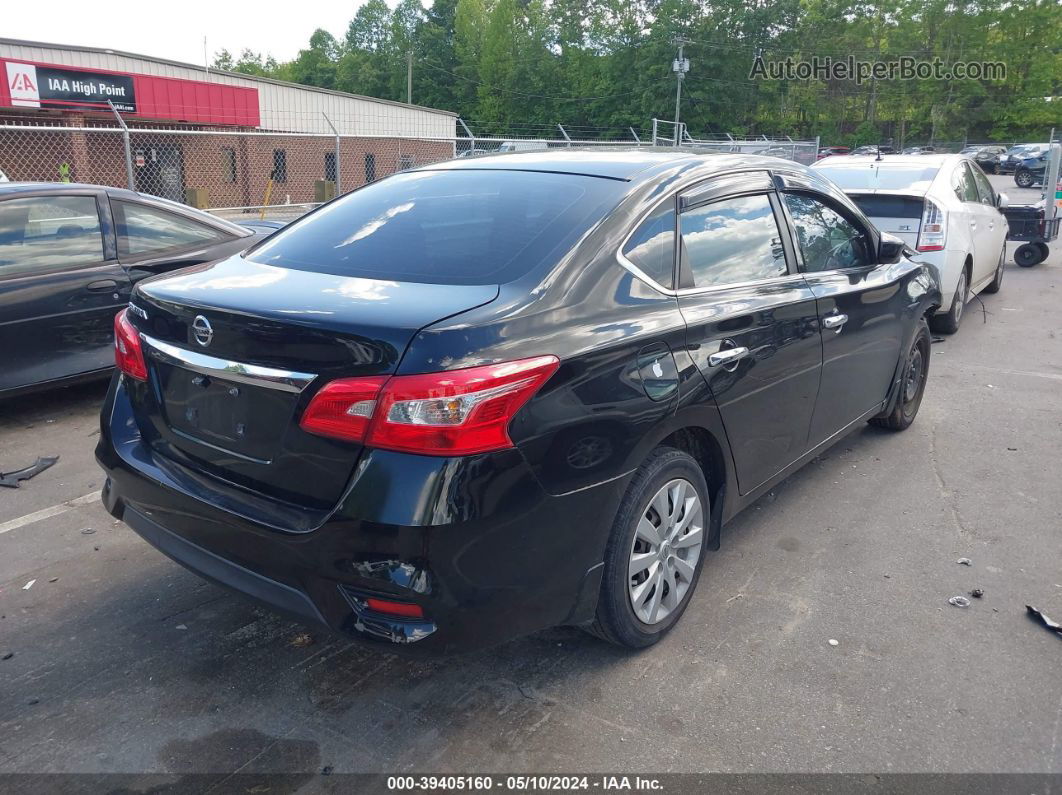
0,491,102,536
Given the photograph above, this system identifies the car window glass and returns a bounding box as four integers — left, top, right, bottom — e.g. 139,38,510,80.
113,200,226,257
622,202,675,288
249,170,619,285
970,166,996,206
0,195,103,276
784,194,872,272
679,194,786,288
951,164,979,203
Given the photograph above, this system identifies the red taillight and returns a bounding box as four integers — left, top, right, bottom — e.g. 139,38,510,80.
299,355,559,456
917,198,946,252
365,598,424,619
114,309,147,381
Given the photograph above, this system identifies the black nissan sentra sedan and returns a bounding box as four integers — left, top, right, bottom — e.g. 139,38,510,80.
96,151,941,654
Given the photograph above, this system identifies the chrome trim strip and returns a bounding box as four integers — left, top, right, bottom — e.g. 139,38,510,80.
140,334,317,394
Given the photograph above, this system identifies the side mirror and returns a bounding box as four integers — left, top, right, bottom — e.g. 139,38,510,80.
878,232,906,265
996,192,1009,209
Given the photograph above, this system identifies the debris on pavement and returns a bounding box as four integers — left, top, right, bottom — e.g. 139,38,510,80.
1026,605,1062,639
290,632,315,648
80,528,95,535
971,589,984,599
22,579,35,591
828,639,839,646
0,456,59,488
175,625,188,631
949,596,971,608
957,557,972,566
2,652,12,660
48,577,58,583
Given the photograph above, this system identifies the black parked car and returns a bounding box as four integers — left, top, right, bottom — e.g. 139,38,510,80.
999,144,1047,175
96,152,941,654
960,145,1007,173
1014,152,1048,188
0,183,280,397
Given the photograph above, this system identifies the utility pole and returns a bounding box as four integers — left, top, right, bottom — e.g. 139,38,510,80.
407,51,413,104
672,37,690,139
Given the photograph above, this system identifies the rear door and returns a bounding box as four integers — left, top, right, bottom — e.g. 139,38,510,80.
674,172,822,494
0,191,130,392
777,186,905,445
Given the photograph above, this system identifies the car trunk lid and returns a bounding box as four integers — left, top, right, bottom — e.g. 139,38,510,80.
127,255,498,509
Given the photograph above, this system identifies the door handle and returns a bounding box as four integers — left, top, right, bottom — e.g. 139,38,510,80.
708,346,750,368
822,313,848,331
86,279,120,292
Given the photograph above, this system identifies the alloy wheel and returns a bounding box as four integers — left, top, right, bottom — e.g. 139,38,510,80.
628,478,704,625
953,270,967,325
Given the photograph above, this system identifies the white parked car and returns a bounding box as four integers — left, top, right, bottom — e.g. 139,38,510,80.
812,154,1009,333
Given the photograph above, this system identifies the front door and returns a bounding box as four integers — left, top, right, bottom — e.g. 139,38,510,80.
779,191,906,445
675,174,822,495
0,193,130,392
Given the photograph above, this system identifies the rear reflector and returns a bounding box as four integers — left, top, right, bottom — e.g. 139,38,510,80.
114,309,147,381
365,598,424,619
300,355,559,456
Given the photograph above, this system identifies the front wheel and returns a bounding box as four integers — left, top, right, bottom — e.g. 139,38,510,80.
1015,169,1036,188
870,318,931,431
983,247,1005,294
587,448,709,649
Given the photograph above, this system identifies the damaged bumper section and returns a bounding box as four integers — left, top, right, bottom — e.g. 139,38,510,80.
95,376,617,656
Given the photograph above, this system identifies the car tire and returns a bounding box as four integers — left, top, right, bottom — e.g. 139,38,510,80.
929,266,967,334
983,247,1005,294
1015,169,1035,188
1015,243,1044,268
870,318,931,432
587,447,709,649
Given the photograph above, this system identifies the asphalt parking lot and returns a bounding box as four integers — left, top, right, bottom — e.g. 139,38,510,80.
2,173,1061,779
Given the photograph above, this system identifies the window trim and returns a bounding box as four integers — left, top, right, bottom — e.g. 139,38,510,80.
616,195,679,290
110,197,235,264
0,192,112,282
776,189,878,276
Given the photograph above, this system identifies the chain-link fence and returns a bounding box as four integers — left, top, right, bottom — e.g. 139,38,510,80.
0,120,823,221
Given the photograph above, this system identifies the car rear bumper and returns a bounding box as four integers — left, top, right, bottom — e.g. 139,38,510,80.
96,375,621,656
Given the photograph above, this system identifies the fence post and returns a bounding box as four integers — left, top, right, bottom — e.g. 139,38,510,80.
629,127,641,145
652,119,659,147
457,117,476,155
322,113,341,196
557,124,572,148
107,100,134,191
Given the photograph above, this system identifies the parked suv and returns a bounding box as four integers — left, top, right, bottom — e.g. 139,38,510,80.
97,152,940,655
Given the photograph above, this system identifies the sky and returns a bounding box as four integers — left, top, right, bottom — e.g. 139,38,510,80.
3,0,364,67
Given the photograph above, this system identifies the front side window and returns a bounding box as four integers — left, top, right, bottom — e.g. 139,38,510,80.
622,202,675,287
0,195,103,276
113,200,226,258
970,165,996,207
679,193,787,288
784,194,872,272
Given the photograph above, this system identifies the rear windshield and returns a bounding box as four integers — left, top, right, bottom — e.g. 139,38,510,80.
814,163,940,192
247,169,619,285
849,195,924,218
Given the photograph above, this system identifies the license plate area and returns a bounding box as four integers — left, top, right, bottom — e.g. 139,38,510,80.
156,363,295,463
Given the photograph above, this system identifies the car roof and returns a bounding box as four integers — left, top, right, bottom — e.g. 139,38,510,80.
814,153,965,169
0,181,143,199
414,149,808,183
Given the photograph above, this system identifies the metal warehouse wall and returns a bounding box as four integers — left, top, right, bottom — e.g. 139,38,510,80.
0,39,457,137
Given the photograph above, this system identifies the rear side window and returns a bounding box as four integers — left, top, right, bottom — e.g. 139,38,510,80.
0,195,104,275
622,202,675,287
113,201,227,257
679,194,787,288
249,170,619,285
970,166,996,207
952,164,980,203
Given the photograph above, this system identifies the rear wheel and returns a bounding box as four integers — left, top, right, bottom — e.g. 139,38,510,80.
587,448,709,649
1015,169,1036,189
983,247,1005,294
929,266,967,334
870,318,931,431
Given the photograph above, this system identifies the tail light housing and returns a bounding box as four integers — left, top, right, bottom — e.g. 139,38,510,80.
299,355,559,456
917,198,946,252
114,309,147,381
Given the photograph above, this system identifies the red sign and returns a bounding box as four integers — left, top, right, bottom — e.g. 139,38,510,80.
0,58,260,127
